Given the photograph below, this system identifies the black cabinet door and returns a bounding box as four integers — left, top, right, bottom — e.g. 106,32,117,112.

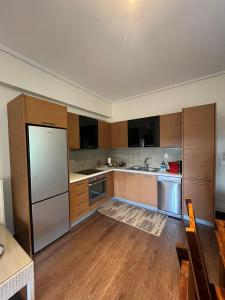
128,116,160,147
142,116,160,147
79,116,98,149
128,119,142,147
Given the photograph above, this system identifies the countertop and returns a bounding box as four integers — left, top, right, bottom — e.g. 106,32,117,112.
0,224,32,285
70,166,182,184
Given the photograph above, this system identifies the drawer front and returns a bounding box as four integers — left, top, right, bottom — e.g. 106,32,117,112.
139,175,157,207
70,180,88,193
25,96,67,128
183,179,214,222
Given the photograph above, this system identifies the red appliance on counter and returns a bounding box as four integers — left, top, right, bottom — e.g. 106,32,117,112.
168,161,179,173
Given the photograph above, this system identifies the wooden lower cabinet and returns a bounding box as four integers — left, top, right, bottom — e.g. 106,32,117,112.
69,180,89,223
124,173,140,202
114,172,125,198
106,172,114,199
183,179,214,222
139,174,158,207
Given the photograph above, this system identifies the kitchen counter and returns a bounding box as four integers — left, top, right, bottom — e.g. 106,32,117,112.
70,166,182,184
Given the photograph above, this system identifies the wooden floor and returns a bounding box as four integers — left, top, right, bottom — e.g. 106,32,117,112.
34,213,219,300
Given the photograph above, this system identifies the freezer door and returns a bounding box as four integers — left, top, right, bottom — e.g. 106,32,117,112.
32,192,69,253
28,125,68,203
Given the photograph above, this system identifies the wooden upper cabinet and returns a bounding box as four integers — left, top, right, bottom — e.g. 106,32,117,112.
160,112,182,147
183,104,215,149
24,96,67,128
124,173,140,202
111,121,128,148
139,174,157,207
98,120,111,149
67,112,80,150
114,172,125,198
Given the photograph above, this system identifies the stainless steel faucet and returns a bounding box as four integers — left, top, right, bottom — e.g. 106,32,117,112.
144,157,152,168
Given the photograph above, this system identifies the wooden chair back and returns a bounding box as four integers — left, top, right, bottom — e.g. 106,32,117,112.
185,199,212,299
215,219,225,287
176,199,225,300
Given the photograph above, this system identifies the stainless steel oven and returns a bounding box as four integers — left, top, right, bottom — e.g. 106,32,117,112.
89,174,106,204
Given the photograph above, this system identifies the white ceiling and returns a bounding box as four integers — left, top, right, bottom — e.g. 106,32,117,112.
0,0,225,102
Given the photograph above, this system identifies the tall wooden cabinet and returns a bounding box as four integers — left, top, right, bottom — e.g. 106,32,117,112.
182,103,215,223
8,94,68,255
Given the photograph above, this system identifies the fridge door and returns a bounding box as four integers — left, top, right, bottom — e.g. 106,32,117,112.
32,192,69,253
28,125,68,204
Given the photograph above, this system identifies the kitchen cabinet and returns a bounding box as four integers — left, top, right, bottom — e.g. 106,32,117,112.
124,173,140,202
25,95,67,128
160,112,182,147
183,148,214,181
98,120,111,149
182,103,215,223
80,116,98,149
7,94,68,256
67,112,80,149
128,117,160,147
111,121,128,148
114,172,125,198
183,179,214,222
69,180,89,222
139,174,157,207
106,172,114,199
183,104,215,149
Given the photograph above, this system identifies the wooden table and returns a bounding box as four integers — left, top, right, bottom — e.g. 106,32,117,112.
215,219,225,287
0,224,34,299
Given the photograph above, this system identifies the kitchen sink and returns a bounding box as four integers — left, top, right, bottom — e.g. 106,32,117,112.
126,166,160,172
126,166,145,171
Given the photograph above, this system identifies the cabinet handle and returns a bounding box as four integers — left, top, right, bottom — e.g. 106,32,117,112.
42,121,56,126
145,144,155,147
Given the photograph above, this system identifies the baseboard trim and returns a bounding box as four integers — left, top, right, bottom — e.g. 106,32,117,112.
183,215,214,227
70,210,97,228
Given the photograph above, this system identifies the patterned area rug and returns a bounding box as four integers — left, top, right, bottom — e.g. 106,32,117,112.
97,200,167,237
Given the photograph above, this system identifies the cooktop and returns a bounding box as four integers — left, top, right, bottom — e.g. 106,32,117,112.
76,169,103,175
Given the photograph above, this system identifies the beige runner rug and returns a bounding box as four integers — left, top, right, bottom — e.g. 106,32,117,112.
98,199,167,237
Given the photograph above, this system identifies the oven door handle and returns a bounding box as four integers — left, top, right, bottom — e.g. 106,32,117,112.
89,179,106,187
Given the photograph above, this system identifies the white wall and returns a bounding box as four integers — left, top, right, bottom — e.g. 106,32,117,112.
112,74,225,212
0,50,112,118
